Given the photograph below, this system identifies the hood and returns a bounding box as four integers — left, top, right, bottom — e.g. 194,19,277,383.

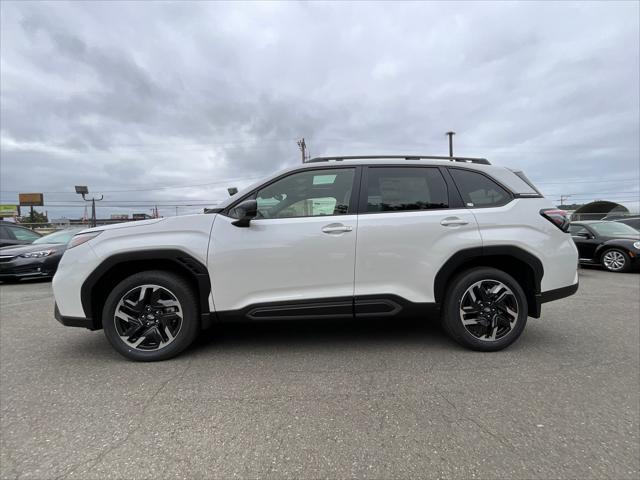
79,218,165,234
0,243,66,257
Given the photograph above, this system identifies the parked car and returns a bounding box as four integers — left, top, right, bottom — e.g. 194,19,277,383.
569,221,640,272
53,155,579,361
0,228,84,282
0,221,42,247
613,217,640,231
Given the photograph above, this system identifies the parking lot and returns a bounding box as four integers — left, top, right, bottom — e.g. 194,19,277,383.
0,268,638,479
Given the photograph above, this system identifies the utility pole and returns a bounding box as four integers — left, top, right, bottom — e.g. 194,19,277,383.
297,138,309,163
559,194,571,207
75,186,102,228
446,131,456,157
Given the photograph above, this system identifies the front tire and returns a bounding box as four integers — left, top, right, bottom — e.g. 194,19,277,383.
600,249,631,273
102,271,199,361
441,267,528,352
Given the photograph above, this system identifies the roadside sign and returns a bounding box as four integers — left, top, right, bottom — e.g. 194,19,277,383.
0,204,18,217
18,193,44,206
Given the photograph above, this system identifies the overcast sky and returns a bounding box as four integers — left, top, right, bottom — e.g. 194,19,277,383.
1,0,639,219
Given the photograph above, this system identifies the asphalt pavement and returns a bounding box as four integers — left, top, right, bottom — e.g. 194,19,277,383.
1,268,638,479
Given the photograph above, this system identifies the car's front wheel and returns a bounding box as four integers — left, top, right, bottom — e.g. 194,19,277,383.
441,267,528,351
600,248,631,273
102,271,199,361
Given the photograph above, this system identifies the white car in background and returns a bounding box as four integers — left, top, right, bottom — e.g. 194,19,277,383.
53,155,579,361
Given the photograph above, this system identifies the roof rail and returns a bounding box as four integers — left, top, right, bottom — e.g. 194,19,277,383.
305,155,490,165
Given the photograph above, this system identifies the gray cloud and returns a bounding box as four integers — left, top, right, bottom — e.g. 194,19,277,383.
1,0,638,218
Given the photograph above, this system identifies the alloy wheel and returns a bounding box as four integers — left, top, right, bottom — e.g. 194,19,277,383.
459,279,519,341
602,250,625,271
113,284,183,351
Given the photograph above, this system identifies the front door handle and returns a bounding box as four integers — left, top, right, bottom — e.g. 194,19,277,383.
322,223,353,234
440,217,469,227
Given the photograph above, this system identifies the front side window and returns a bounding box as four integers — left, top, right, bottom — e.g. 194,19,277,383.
254,168,355,219
365,167,448,212
450,169,511,208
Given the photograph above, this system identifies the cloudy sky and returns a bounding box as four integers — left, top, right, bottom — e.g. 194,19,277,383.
1,0,638,219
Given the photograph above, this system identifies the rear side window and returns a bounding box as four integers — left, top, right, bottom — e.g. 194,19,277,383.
450,169,511,208
365,167,448,212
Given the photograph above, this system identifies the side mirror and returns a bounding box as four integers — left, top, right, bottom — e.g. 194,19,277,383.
576,232,592,239
231,199,257,228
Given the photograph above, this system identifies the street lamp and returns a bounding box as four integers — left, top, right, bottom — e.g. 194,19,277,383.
75,185,103,228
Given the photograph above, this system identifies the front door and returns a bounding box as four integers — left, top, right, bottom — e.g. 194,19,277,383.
209,167,359,315
569,224,599,259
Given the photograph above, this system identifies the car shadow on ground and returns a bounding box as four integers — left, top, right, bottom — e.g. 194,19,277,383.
191,315,451,353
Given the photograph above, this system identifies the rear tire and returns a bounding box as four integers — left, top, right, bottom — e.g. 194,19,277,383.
102,270,199,361
441,267,528,351
600,249,631,273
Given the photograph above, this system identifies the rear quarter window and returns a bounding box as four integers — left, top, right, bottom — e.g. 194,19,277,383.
449,169,512,208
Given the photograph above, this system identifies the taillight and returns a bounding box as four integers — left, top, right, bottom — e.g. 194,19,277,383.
540,209,570,232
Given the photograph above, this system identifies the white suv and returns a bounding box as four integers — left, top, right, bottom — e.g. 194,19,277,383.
53,156,579,361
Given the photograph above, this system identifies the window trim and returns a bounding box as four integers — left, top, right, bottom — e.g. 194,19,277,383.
222,165,362,220
357,165,452,215
447,167,515,209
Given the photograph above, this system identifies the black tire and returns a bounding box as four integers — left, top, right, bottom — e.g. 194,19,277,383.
600,248,631,273
102,270,199,361
441,267,528,352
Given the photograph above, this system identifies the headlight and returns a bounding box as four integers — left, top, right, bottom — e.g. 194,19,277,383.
68,231,102,249
20,249,56,258
634,241,640,250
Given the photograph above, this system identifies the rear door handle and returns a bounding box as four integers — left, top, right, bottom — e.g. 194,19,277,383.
440,217,469,227
322,223,353,234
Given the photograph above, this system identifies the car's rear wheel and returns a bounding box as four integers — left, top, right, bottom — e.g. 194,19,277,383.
442,267,528,351
600,249,631,273
102,271,199,361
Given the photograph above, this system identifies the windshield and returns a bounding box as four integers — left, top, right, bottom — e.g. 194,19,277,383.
33,229,81,245
590,222,639,237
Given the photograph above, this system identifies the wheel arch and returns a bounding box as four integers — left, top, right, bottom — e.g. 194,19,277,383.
434,246,544,318
81,249,212,330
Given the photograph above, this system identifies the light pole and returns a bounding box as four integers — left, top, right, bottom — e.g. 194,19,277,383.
75,185,103,228
446,131,455,157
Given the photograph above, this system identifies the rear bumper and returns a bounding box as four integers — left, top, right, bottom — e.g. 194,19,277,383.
54,303,98,330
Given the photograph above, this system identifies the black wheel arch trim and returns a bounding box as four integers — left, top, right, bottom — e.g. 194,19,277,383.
80,249,212,329
433,246,545,318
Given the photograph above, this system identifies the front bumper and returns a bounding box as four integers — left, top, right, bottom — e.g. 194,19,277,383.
0,255,60,280
54,303,98,330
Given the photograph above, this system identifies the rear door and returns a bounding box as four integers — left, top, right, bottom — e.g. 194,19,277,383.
210,167,360,315
354,166,481,309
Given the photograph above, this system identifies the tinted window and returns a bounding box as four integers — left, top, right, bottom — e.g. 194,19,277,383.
254,168,355,219
365,167,448,212
0,226,11,240
450,169,511,208
8,226,41,241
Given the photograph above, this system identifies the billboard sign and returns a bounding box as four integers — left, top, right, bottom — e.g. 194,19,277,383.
0,204,18,217
18,193,44,206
